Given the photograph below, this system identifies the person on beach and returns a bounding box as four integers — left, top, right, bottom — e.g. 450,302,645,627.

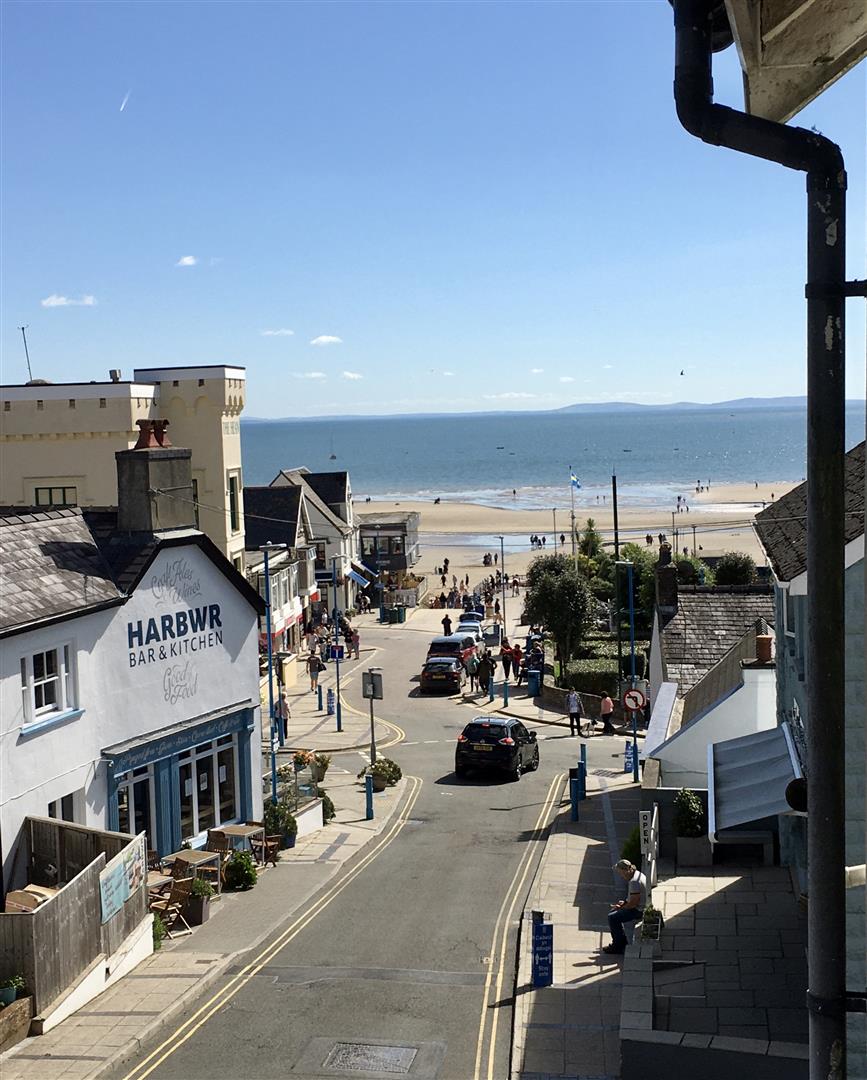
441,613,453,636
566,689,583,736
600,692,615,734
500,639,513,680
307,652,323,693
560,533,565,547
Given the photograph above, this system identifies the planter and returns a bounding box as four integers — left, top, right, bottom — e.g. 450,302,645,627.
676,835,713,867
283,832,297,849
311,765,328,784
639,916,663,941
371,774,388,793
185,896,210,926
0,988,17,1007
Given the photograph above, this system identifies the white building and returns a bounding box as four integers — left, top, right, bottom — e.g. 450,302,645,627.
0,423,264,891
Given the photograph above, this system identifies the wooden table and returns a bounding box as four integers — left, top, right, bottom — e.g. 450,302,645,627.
219,824,266,863
146,870,172,894
162,849,222,894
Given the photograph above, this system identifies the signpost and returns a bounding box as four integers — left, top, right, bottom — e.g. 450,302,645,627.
623,687,646,713
329,644,345,661
639,809,652,855
531,910,554,988
362,668,383,765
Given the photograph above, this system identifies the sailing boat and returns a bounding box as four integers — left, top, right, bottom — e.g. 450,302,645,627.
329,432,337,460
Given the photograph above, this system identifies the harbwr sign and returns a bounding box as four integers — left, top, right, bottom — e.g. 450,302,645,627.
127,605,223,668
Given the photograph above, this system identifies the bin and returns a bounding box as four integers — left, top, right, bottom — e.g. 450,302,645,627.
397,605,406,623
389,608,400,624
526,669,541,697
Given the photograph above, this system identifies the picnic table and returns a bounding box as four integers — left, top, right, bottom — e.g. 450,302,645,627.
162,848,222,894
219,823,266,864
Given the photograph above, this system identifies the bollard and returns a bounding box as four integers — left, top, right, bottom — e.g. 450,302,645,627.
577,759,586,801
488,677,495,703
503,680,509,706
570,776,580,821
579,744,587,799
317,684,323,711
624,740,633,773
327,688,335,716
365,774,374,820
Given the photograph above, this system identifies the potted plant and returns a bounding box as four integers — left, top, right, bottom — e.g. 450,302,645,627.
293,749,313,773
639,905,664,941
311,752,332,783
358,757,402,792
263,797,298,848
673,788,712,867
224,850,258,890
185,877,214,925
0,975,25,1006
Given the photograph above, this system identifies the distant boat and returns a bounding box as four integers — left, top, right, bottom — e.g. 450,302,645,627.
329,433,337,460
623,448,632,452
496,446,505,450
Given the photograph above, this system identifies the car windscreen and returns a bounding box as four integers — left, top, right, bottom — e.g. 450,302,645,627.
428,642,461,656
463,723,507,741
424,659,456,669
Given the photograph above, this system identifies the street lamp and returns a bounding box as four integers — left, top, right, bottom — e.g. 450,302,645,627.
330,555,344,733
496,535,507,628
616,560,639,784
260,542,288,805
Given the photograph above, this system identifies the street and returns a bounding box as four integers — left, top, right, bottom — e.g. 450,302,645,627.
113,613,628,1080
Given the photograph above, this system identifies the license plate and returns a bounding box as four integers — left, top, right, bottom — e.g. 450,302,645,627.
473,743,493,751
432,675,446,680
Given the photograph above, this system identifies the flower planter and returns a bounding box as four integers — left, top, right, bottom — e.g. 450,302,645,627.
0,987,17,1007
283,832,297,849
371,774,388,793
676,835,713,867
311,765,328,784
185,895,210,926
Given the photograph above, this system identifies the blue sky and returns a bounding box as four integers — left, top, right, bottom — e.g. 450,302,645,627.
2,1,864,417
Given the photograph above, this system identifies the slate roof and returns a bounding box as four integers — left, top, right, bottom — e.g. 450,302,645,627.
243,486,304,552
0,507,123,636
304,471,349,512
358,512,420,529
754,440,865,582
269,469,349,534
659,586,775,696
679,618,770,726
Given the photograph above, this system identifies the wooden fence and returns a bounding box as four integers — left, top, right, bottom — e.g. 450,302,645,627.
0,819,148,1016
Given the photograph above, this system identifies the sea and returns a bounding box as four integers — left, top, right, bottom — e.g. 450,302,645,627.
241,404,866,513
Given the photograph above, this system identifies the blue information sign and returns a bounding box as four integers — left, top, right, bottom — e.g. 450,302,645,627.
531,918,554,988
330,645,345,660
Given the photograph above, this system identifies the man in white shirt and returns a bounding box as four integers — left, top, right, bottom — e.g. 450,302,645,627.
603,859,647,955
566,689,583,736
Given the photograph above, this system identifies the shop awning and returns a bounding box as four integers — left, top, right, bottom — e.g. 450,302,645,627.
348,569,369,587
707,723,802,840
351,558,378,583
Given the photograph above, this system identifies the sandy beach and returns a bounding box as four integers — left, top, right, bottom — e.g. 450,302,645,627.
364,480,797,585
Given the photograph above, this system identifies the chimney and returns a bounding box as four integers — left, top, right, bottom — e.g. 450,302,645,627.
115,420,196,533
756,633,774,663
655,542,678,612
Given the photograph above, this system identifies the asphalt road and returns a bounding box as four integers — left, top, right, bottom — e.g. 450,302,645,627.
115,622,622,1080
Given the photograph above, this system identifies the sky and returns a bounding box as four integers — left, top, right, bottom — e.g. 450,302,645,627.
1,0,864,418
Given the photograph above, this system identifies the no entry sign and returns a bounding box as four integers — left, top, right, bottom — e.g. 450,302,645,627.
623,688,646,712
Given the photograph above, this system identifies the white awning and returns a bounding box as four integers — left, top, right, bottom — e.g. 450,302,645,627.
707,723,802,841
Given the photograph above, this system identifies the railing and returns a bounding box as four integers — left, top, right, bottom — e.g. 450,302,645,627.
640,802,660,908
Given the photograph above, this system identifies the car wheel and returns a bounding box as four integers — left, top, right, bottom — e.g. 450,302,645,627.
528,746,540,771
510,760,522,782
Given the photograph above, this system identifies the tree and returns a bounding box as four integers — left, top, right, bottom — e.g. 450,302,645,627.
673,554,714,586
524,568,595,673
714,551,756,586
525,552,572,590
579,518,603,558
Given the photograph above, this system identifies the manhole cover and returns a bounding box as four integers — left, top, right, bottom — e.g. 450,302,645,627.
323,1043,417,1074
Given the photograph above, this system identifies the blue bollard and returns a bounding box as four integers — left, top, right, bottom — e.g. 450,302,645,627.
579,744,587,799
577,760,586,801
365,774,374,820
327,688,335,716
317,684,323,711
503,680,509,706
488,677,495,703
624,740,633,772
570,777,579,821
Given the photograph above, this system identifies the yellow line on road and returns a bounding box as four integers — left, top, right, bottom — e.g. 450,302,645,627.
471,772,564,1080
121,775,423,1080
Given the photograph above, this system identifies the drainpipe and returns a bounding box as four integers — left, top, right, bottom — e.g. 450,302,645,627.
672,3,849,1077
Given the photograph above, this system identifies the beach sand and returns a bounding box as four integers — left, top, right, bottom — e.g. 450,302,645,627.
364,480,796,586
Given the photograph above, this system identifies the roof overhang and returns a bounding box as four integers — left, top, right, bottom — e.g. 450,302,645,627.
725,0,867,121
708,722,802,840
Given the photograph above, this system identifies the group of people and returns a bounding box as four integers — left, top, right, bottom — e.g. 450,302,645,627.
565,688,615,735
304,615,361,692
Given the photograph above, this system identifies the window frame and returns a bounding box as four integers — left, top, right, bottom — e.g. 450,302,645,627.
34,486,78,507
227,472,241,533
176,735,241,842
21,642,77,723
783,587,796,638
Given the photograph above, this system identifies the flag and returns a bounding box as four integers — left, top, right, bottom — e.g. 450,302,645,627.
570,472,581,490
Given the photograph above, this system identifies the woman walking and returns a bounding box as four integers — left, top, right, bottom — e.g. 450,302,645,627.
500,638,513,680
307,651,323,693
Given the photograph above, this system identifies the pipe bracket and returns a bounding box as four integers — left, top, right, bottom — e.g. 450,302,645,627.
805,281,867,300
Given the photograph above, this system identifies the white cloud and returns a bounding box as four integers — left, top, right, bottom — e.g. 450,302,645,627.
442,371,455,377
176,255,197,267
260,328,294,337
292,371,327,380
483,392,536,400
342,371,363,380
530,367,544,374
41,294,97,308
310,335,342,346
603,364,613,369
559,376,575,383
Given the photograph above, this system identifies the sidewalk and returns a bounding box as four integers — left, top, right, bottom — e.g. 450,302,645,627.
512,767,642,1080
1,768,409,1080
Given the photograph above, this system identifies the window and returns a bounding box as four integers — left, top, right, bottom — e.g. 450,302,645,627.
68,398,76,409
362,536,376,558
233,554,243,574
21,645,75,720
198,378,205,386
3,401,9,411
99,398,107,408
390,535,404,556
36,399,44,410
314,542,326,569
228,473,240,533
48,792,77,822
191,478,200,527
116,766,155,842
784,590,796,637
172,380,179,386
35,486,78,507
176,737,239,840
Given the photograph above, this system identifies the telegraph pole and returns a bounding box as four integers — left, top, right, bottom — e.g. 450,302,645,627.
613,473,624,702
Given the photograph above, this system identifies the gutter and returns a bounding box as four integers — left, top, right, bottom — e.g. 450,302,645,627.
671,3,863,1076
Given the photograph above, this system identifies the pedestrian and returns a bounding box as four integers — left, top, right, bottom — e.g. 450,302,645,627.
307,651,323,693
439,591,448,608
560,533,565,547
441,573,447,588
600,692,615,734
603,859,647,955
443,558,450,574
441,613,453,636
501,638,513,680
465,574,470,587
476,653,492,696
541,535,546,547
566,688,583,736
466,651,479,692
276,688,291,743
351,627,360,659
511,643,522,679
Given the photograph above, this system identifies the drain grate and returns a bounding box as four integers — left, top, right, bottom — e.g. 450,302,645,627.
323,1043,417,1074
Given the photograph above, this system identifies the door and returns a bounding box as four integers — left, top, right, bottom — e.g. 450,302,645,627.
482,624,501,648
513,722,530,764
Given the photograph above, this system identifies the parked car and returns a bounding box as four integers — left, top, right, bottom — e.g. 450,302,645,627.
455,717,539,781
455,622,484,644
427,634,478,665
419,657,466,694
458,609,484,624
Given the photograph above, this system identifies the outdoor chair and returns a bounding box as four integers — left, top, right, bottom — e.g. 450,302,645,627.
147,848,162,871
204,831,233,884
149,876,194,938
246,821,281,868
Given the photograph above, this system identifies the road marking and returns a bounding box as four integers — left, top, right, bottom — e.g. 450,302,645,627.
121,775,423,1080
423,739,438,744
471,771,563,1080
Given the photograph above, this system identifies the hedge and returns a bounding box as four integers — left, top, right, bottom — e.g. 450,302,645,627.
574,640,648,679
562,658,620,696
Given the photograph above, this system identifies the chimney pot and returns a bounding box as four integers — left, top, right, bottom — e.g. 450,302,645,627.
655,543,678,611
756,634,774,663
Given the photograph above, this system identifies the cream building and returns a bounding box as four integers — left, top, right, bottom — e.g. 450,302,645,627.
0,365,246,569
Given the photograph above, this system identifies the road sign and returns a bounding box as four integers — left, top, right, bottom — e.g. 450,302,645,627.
329,644,345,660
362,670,383,700
531,912,553,988
623,687,646,712
624,741,635,773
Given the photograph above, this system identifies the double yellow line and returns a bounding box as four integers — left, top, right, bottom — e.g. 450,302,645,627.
122,775,423,1080
472,772,564,1080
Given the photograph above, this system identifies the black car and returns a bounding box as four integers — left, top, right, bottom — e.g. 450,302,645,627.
419,656,466,694
455,717,539,781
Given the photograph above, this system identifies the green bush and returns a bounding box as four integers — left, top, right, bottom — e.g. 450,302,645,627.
152,914,167,950
673,788,706,838
264,797,297,841
317,787,336,822
714,551,757,586
562,658,620,696
621,826,641,866
224,850,258,890
366,758,402,785
190,877,214,899
589,576,614,601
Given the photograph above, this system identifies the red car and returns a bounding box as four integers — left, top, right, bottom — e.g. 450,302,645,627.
426,634,478,666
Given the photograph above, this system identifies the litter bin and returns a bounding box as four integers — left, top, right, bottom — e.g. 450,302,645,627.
397,605,406,623
526,669,541,697
389,608,400,624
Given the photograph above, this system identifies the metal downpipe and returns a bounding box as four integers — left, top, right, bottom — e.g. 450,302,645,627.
672,3,848,1077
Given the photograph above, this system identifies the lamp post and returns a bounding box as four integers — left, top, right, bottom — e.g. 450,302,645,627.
617,559,639,784
330,556,343,733
260,542,288,805
496,535,507,628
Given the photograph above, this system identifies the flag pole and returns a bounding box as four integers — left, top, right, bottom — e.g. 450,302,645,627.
569,466,577,567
